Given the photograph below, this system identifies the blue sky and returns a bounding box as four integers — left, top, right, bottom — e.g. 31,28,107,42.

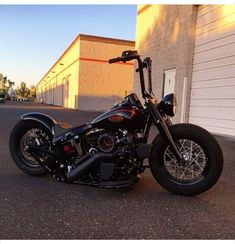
0,5,137,87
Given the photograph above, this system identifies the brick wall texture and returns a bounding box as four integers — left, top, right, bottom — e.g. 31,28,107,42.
133,5,198,123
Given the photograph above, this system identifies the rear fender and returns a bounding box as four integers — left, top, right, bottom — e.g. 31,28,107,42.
21,112,57,137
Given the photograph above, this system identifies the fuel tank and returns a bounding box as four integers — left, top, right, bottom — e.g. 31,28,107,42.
91,93,145,131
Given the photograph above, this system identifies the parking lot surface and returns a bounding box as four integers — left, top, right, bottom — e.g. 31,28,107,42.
0,101,234,239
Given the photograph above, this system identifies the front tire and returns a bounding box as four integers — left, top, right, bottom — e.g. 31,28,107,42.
9,120,52,176
149,123,223,196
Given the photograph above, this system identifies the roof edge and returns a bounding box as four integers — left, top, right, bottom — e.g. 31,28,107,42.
79,34,135,45
37,34,135,87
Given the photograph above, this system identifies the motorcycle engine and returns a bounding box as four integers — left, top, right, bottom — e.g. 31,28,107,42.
84,129,116,153
83,129,139,182
97,133,115,153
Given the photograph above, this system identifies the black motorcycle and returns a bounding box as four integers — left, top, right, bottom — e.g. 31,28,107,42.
9,50,223,196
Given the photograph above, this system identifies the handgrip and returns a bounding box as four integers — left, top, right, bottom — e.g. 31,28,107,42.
109,50,140,64
108,57,122,64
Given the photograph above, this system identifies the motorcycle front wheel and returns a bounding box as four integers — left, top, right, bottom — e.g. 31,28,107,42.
149,123,223,196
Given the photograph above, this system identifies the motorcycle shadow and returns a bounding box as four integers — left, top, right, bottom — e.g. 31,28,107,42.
1,169,219,203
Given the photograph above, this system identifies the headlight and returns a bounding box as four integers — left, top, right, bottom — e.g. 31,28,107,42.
158,93,177,117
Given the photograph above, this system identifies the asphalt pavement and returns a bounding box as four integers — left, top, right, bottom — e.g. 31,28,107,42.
0,101,234,239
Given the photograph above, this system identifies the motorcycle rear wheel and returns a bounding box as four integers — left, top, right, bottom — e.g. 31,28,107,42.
149,123,223,196
9,121,52,176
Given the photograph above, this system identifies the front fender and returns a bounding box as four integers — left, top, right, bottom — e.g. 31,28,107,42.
21,112,57,137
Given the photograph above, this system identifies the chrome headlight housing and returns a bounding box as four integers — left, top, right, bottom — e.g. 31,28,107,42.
158,93,177,117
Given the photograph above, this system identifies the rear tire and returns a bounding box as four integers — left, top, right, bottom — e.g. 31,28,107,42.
149,123,223,196
9,120,52,176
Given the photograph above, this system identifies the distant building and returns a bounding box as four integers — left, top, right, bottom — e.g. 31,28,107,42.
134,5,235,137
36,34,135,111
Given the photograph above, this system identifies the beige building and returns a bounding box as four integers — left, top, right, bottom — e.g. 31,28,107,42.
134,5,235,137
36,34,135,111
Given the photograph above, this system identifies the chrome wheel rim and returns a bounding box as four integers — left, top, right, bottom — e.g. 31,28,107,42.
163,139,208,182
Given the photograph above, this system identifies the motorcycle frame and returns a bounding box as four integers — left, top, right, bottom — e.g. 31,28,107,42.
21,53,183,163
136,56,182,161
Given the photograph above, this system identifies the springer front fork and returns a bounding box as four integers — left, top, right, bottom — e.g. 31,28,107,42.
145,100,183,161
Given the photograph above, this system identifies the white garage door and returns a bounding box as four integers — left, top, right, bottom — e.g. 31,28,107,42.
54,85,63,106
189,5,235,136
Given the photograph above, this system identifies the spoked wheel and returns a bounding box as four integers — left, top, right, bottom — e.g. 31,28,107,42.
149,124,223,196
164,139,207,183
9,121,52,175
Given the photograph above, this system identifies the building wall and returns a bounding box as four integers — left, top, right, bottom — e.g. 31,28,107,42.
78,36,134,111
37,34,135,111
133,5,198,123
37,39,80,109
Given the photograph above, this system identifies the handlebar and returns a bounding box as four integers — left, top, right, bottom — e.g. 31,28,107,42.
108,57,122,64
108,50,153,99
136,57,151,72
108,50,139,64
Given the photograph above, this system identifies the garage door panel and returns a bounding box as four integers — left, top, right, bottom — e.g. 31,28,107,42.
189,106,235,121
193,55,235,71
190,98,235,108
198,5,208,11
54,86,63,106
193,42,235,64
194,34,235,53
191,77,235,88
195,21,235,46
45,90,49,104
196,19,234,37
188,119,235,136
197,5,221,19
191,86,235,99
189,5,235,136
196,6,233,30
192,64,235,81
189,117,235,130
